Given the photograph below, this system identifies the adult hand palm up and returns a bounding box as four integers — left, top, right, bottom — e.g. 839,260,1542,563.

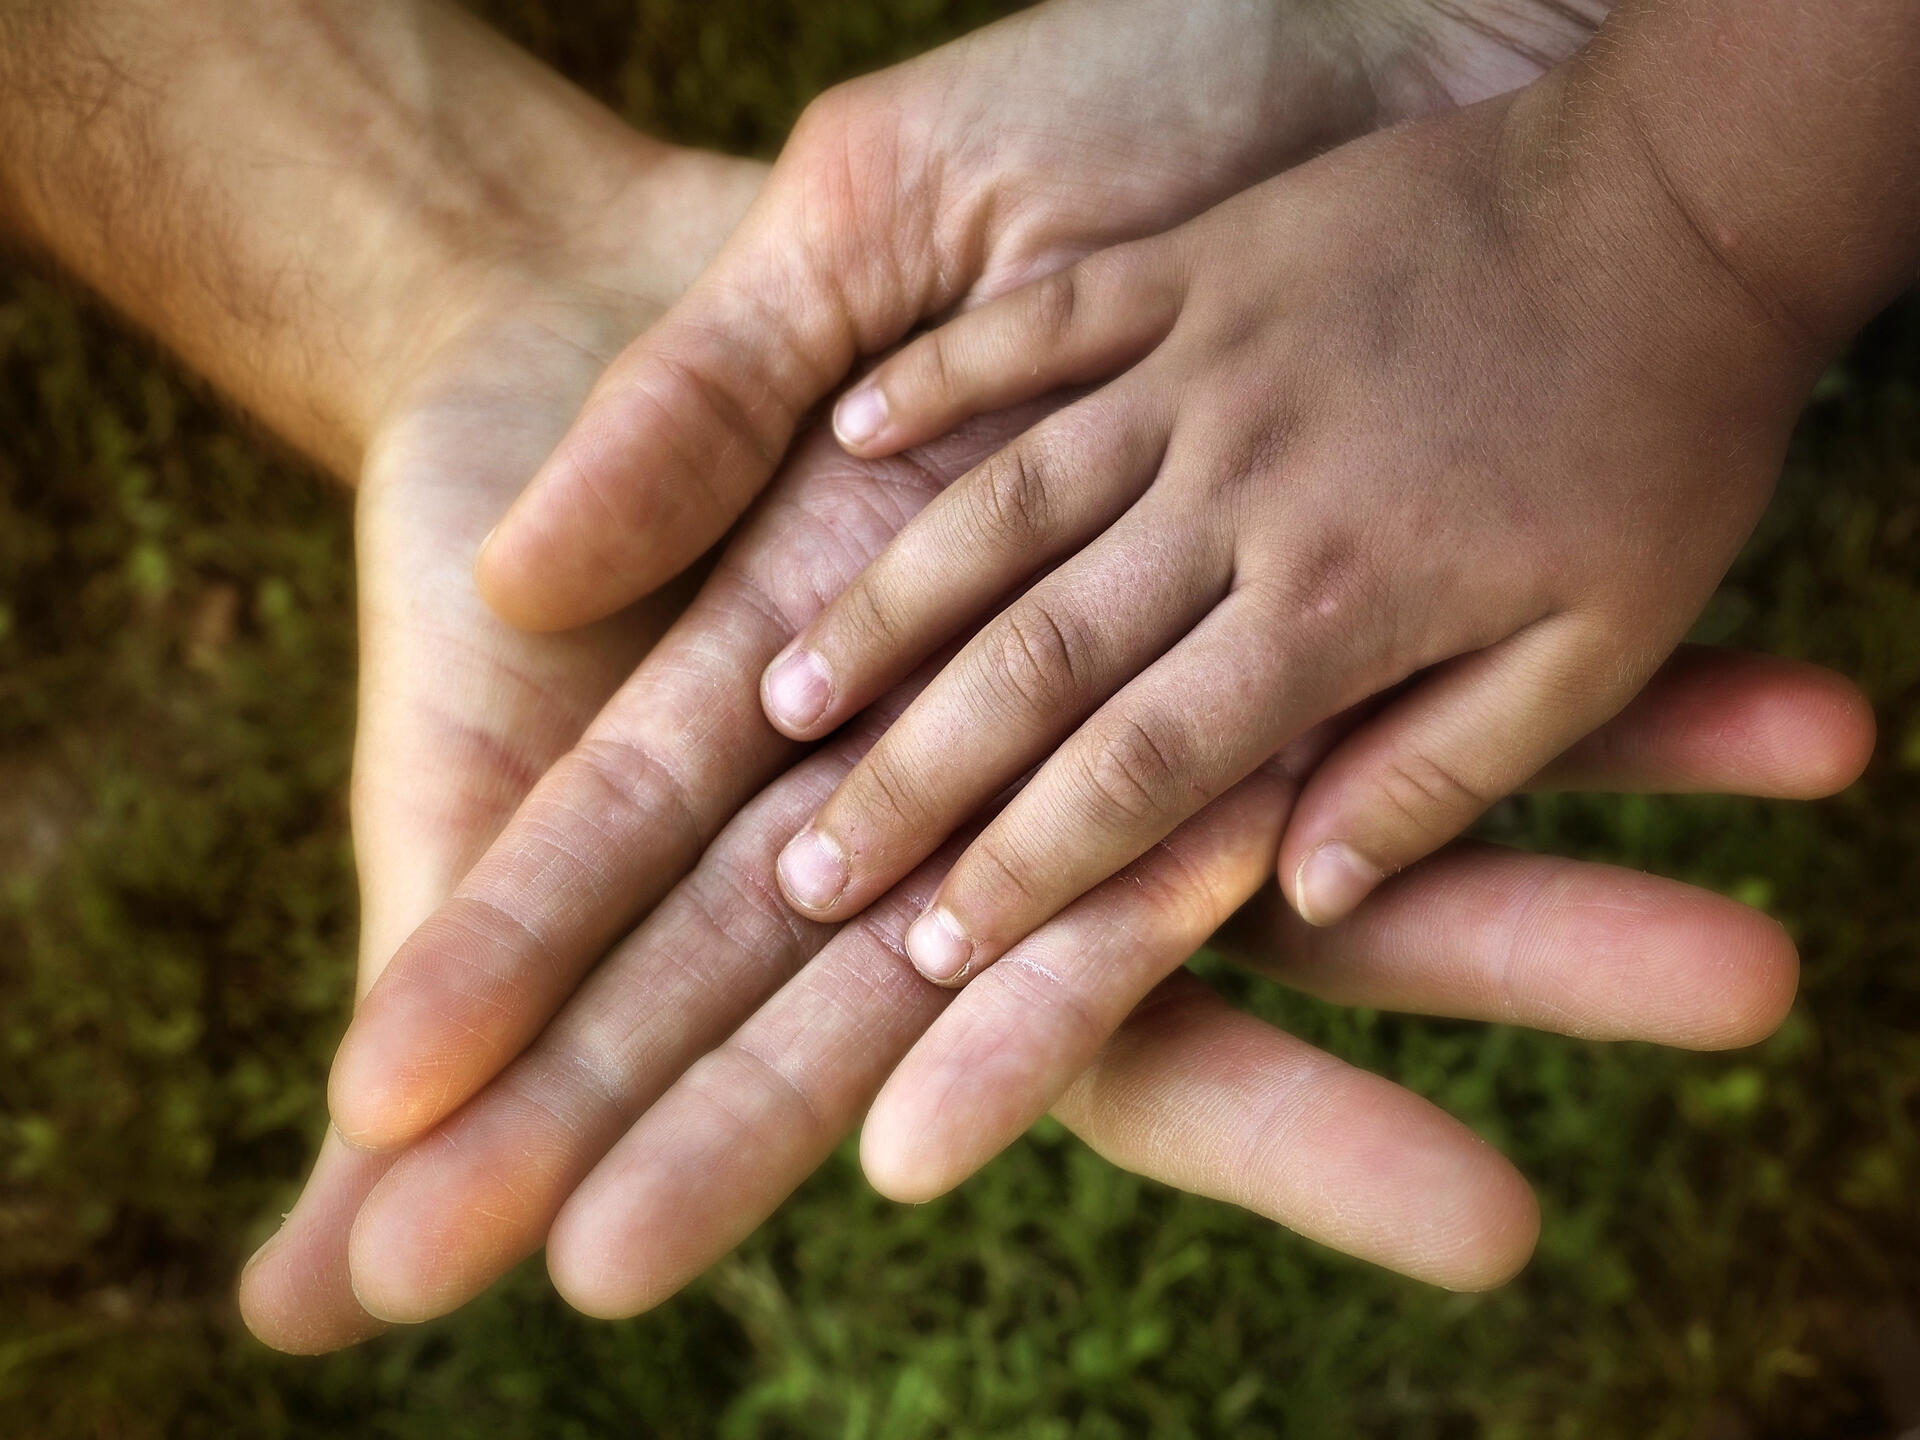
240,0,1876,1351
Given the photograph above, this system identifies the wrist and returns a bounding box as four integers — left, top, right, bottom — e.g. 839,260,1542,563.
1488,73,1822,426
1528,0,1920,372
0,0,760,481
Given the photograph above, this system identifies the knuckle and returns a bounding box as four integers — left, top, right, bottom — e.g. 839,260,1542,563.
985,600,1092,715
570,735,713,855
1277,529,1371,619
848,738,935,832
791,82,861,153
699,839,821,966
969,440,1055,547
961,834,1049,914
913,324,958,400
628,343,774,482
835,568,909,654
1373,746,1495,836
1027,268,1081,341
1078,715,1187,825
1247,527,1397,671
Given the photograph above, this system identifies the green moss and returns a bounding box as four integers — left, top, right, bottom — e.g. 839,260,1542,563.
3,3,1918,1436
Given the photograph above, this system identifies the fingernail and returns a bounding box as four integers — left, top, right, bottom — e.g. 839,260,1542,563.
1294,841,1382,927
905,907,974,985
777,828,850,912
763,647,833,732
833,384,888,449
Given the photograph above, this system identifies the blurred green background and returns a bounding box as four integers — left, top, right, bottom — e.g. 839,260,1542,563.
2,2,1917,1436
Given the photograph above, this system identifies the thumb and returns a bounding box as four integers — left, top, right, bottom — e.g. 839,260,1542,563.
477,94,952,631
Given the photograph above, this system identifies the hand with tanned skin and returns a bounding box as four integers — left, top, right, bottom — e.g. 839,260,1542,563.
0,0,1876,1349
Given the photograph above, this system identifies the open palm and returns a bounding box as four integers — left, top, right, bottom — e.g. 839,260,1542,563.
238,0,1876,1354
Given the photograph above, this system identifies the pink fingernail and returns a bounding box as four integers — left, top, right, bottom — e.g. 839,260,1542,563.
1294,842,1383,927
777,828,850,912
905,907,974,985
764,647,833,732
833,384,888,449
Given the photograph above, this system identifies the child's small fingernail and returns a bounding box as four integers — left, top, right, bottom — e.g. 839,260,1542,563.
778,828,849,912
833,384,888,449
763,647,833,732
1294,841,1381,927
905,907,974,985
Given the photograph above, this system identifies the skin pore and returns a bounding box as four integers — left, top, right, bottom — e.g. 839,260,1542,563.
0,0,1879,1351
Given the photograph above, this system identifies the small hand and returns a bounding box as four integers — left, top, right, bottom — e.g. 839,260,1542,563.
763,81,1816,999
472,0,1614,630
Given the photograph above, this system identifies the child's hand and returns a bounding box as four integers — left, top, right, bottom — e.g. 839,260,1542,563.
472,0,1610,630
761,84,1819,980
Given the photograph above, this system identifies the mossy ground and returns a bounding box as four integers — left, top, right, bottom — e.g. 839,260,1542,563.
2,3,1917,1436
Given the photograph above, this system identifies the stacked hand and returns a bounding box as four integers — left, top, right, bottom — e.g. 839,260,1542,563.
251,239,1867,1340
442,0,1913,1240
278,0,1874,1348
0,0,1884,1358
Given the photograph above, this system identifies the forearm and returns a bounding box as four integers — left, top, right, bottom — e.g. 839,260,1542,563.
0,0,733,478
1541,0,1919,367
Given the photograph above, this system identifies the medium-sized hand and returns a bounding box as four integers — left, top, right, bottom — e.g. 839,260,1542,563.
760,83,1816,1009
472,0,1612,630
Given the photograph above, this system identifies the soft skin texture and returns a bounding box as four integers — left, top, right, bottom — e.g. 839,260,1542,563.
472,0,1617,630
324,0,1876,1341
324,0,1625,1155
770,0,1920,1003
0,0,1878,1349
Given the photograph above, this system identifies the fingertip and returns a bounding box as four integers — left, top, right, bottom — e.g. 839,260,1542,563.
240,1242,392,1355
237,1133,394,1355
470,417,682,633
858,1102,958,1206
1439,1162,1541,1293
326,1020,427,1155
472,509,569,633
544,1205,652,1322
775,827,851,914
1774,670,1876,798
345,1177,449,1327
1569,650,1877,799
903,906,976,986
1675,896,1800,1050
